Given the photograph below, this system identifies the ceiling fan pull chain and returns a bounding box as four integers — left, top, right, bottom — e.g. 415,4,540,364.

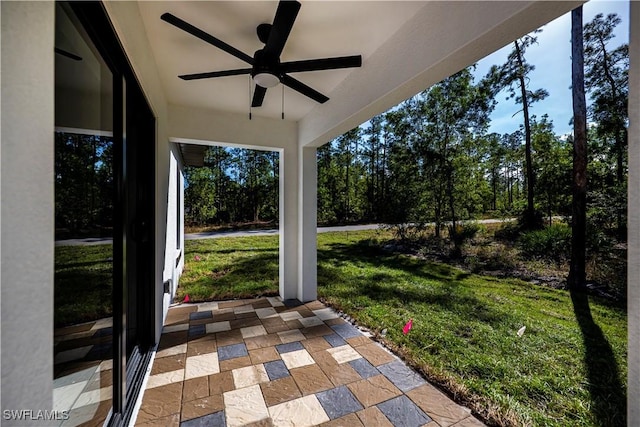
249,75,253,120
281,84,285,120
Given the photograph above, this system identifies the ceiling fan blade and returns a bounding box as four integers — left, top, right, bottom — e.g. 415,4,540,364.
263,1,301,59
55,47,82,61
281,55,362,73
252,85,267,107
179,68,252,80
161,13,254,65
281,75,329,104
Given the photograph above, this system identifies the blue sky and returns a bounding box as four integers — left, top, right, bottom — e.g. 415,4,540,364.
473,0,630,137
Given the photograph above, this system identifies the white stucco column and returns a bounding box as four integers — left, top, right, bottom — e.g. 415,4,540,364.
279,145,299,300
298,147,318,302
279,144,317,302
628,1,639,424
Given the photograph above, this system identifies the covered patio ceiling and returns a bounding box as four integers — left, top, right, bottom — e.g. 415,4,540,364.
138,1,583,150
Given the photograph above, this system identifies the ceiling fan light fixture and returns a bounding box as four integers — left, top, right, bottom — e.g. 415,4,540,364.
253,72,280,88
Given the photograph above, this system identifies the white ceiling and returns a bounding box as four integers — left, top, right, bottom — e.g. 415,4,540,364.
131,1,584,148
138,1,425,121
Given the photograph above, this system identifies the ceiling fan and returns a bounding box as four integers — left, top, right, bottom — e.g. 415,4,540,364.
161,0,362,108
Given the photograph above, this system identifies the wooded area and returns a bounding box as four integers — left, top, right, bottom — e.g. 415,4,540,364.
54,13,628,292
182,13,628,239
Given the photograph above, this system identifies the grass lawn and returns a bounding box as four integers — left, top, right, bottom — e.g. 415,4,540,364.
56,230,627,426
179,236,280,300
316,231,627,427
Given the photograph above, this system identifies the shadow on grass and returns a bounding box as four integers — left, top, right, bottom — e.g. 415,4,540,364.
570,290,626,426
318,240,514,328
180,252,280,301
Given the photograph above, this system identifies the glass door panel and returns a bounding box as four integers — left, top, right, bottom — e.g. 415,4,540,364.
54,3,114,425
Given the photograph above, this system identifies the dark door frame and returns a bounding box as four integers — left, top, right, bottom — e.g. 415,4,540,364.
67,2,156,426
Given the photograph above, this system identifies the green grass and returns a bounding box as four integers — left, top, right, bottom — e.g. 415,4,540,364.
179,236,280,301
55,244,113,327
55,230,627,426
316,231,627,427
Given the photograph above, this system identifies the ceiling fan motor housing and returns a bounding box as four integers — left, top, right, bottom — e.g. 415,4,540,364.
252,49,281,88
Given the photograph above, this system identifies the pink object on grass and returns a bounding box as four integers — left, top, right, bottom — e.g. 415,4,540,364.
184,294,190,303
403,319,413,335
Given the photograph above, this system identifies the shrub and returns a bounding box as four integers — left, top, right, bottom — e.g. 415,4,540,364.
519,224,571,261
494,222,520,241
384,223,428,243
449,221,481,246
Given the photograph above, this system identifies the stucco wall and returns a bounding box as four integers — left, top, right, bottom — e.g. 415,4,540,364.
1,2,55,423
164,146,185,307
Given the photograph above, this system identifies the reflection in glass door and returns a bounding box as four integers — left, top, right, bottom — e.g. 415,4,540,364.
54,3,156,425
53,4,114,425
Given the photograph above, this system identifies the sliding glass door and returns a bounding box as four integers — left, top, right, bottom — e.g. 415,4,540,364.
54,3,155,426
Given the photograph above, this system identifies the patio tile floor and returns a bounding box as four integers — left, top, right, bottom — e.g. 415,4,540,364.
135,297,486,427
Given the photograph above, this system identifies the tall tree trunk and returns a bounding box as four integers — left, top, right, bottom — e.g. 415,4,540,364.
515,40,536,226
568,6,588,290
492,169,497,211
507,166,513,208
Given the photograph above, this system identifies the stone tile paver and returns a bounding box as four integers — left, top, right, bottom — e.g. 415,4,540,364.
185,353,220,380
323,334,347,348
146,369,184,389
264,360,290,381
268,395,330,427
224,384,269,426
206,321,231,334
136,383,182,424
326,345,362,364
220,355,253,372
190,311,213,321
281,349,316,369
347,374,402,407
330,323,363,340
319,412,364,427
377,395,432,427
232,364,269,389
349,358,379,379
290,365,334,395
249,347,280,365
180,410,225,427
355,342,397,366
261,376,302,407
181,394,224,421
276,341,305,354
357,406,394,427
278,329,306,344
218,343,248,361
377,360,427,392
182,376,209,402
316,385,363,420
407,383,471,426
134,297,483,427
